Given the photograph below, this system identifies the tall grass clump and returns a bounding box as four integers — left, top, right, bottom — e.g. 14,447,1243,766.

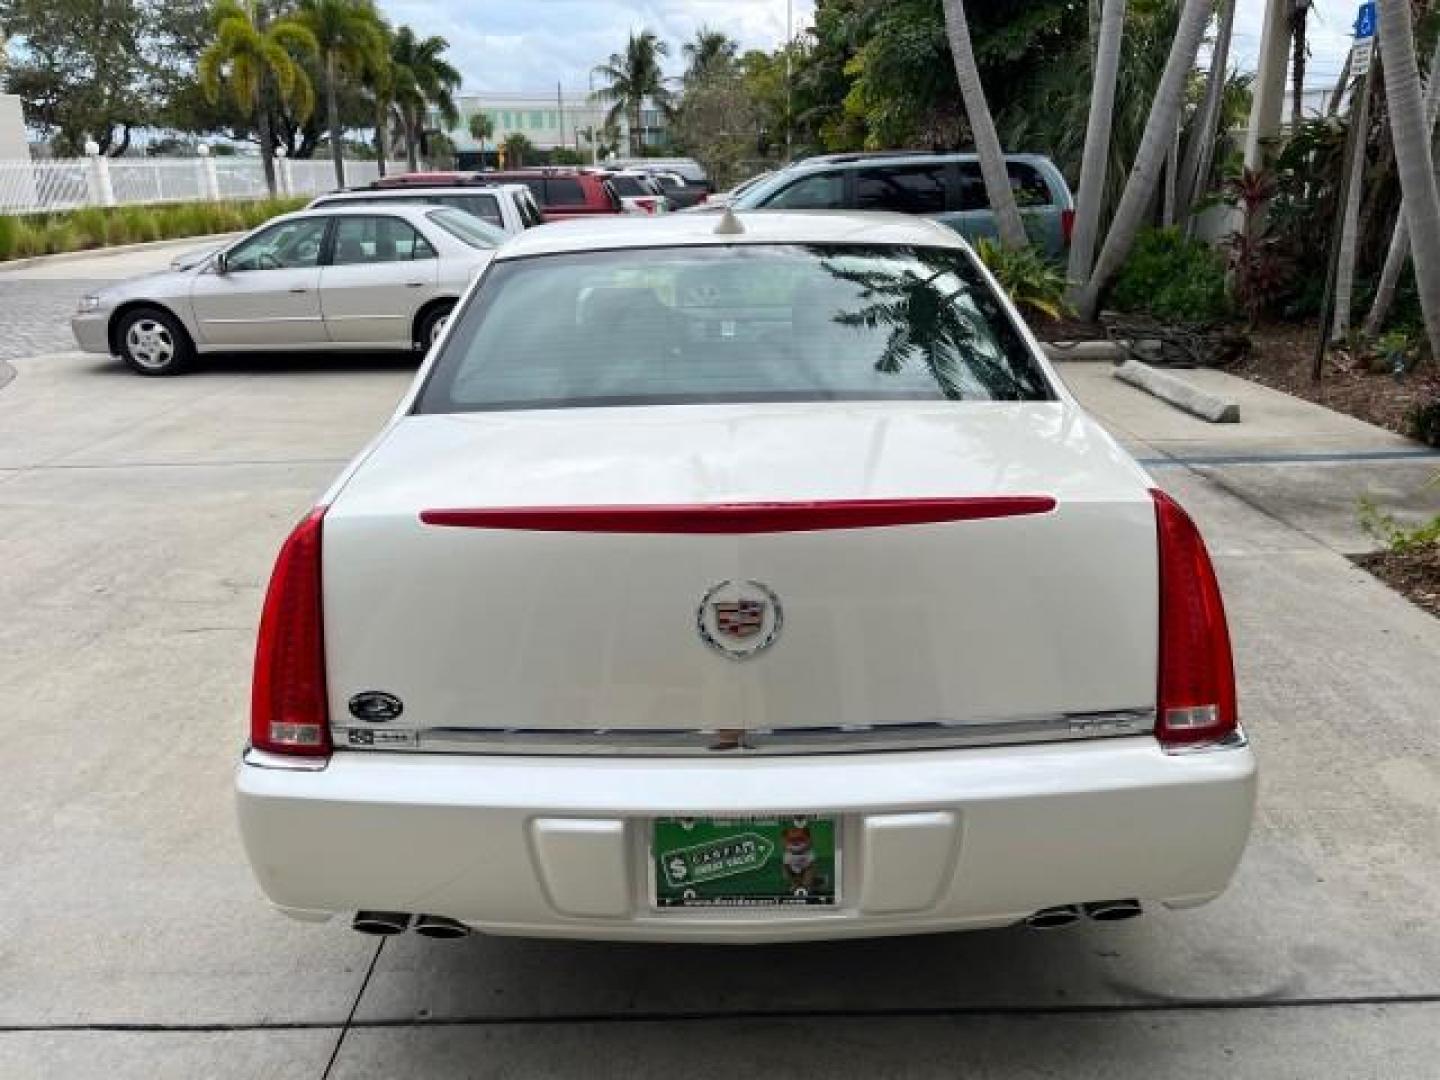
0,196,309,263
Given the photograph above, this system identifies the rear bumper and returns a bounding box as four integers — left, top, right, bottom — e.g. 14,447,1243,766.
235,735,1256,942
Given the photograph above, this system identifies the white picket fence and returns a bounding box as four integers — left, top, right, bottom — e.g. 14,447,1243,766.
0,154,391,215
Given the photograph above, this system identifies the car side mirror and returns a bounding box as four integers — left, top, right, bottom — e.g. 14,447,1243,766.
213,252,228,275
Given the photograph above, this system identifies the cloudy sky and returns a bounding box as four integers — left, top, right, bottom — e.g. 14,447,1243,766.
378,0,1361,97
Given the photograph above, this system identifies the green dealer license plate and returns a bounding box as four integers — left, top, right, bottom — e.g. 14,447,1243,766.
652,817,838,909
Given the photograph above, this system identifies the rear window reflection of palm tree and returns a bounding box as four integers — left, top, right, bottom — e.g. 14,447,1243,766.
818,250,1042,401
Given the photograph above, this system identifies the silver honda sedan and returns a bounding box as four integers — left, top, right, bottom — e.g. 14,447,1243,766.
71,204,505,375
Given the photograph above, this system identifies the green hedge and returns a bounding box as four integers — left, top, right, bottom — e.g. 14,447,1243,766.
0,197,310,263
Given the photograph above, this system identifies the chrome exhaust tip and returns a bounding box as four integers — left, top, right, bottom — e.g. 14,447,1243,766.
1024,904,1083,930
412,914,470,940
1084,899,1143,922
352,911,412,935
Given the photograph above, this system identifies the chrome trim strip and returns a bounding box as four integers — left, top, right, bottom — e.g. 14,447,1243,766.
1163,726,1249,755
243,746,330,771
333,709,1156,757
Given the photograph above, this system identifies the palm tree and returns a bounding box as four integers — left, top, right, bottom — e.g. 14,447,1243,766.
683,27,738,85
1177,0,1236,229
1330,63,1375,339
1066,0,1127,294
1288,0,1312,128
389,26,461,172
502,131,533,168
940,0,1027,250
468,111,494,163
593,30,674,157
1378,0,1440,360
198,0,317,196
1074,0,1212,320
297,0,386,188
1364,36,1440,338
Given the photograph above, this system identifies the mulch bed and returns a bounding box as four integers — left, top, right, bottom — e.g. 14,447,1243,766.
1030,315,1108,342
1234,321,1440,438
1352,546,1440,620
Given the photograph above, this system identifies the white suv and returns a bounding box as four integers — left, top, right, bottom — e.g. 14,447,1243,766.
309,183,544,235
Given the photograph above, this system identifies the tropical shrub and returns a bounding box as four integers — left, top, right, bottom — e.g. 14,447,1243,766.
1109,228,1231,324
1221,169,1292,328
974,238,1070,322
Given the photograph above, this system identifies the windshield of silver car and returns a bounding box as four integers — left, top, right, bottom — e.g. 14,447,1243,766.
416,244,1054,412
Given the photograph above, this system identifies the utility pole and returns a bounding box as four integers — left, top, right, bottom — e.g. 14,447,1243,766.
557,82,566,151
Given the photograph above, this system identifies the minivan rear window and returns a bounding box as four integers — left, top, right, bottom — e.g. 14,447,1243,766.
854,164,948,214
955,163,1054,211
417,244,1052,413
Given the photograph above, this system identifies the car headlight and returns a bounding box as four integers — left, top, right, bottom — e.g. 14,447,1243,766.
77,295,103,313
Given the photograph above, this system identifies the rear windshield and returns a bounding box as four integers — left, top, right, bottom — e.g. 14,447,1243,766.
427,208,507,248
416,244,1051,414
319,192,503,226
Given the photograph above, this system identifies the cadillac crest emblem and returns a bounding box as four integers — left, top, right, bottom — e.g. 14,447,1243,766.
697,580,782,659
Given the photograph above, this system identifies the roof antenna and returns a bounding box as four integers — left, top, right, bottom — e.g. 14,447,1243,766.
713,207,745,236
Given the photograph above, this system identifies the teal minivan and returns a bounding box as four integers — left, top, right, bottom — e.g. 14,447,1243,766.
729,152,1075,257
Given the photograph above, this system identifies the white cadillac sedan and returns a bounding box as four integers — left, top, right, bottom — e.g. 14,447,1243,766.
236,211,1256,943
71,204,503,375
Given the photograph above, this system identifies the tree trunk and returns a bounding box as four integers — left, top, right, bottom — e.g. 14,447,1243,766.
1162,119,1179,228
405,108,420,172
631,101,642,156
375,99,389,177
1378,0,1440,361
1331,64,1374,339
1289,1,1310,129
1178,0,1236,231
1328,51,1353,116
327,52,345,189
941,0,1028,249
1363,36,1440,338
1067,0,1126,295
257,93,278,196
1075,0,1212,320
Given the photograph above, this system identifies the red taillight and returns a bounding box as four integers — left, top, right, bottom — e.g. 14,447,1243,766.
1152,490,1236,749
1061,208,1075,246
635,197,657,214
251,508,331,756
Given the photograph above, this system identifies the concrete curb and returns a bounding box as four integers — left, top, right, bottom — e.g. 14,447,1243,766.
1042,339,1163,363
0,232,243,273
1114,358,1241,423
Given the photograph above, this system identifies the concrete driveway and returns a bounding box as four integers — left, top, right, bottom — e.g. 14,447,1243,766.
2,244,1439,1078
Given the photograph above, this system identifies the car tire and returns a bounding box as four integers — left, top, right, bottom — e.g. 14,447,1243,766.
115,306,195,376
415,302,455,352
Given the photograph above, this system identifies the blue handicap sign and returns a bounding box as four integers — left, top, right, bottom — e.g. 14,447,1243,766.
1354,2,1376,39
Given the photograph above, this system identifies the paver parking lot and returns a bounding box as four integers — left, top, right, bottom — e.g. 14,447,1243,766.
2,244,1439,1077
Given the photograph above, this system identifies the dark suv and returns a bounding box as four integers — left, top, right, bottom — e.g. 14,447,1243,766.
485,170,622,220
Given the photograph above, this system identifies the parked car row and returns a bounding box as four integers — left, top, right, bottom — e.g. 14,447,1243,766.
72,151,1082,376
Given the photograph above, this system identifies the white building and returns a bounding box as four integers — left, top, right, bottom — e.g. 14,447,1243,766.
431,90,669,163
